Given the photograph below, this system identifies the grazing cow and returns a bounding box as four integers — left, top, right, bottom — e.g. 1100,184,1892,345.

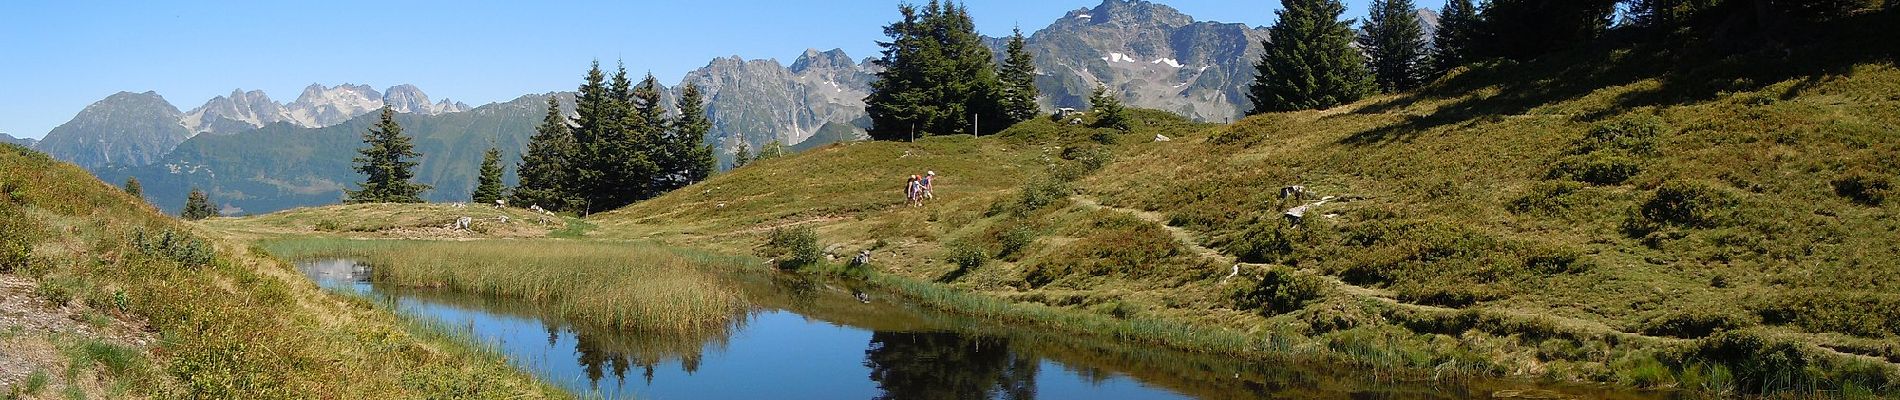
1154,134,1171,142
454,216,472,231
494,199,507,209
850,250,873,267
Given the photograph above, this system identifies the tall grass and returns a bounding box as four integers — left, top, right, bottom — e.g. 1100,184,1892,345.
263,238,748,334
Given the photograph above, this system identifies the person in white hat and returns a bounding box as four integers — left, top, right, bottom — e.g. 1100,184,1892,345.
921,171,937,201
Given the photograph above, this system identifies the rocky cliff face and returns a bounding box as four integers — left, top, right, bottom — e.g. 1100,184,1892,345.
179,84,472,136
1014,0,1271,122
35,91,192,169
677,48,873,159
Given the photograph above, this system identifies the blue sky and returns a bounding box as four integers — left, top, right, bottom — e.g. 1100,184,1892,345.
0,0,1438,139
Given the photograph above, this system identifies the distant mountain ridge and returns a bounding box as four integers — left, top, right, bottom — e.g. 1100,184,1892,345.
183,83,471,136
35,84,469,170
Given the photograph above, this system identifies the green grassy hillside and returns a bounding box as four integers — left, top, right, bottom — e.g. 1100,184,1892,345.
594,11,1900,396
0,143,561,398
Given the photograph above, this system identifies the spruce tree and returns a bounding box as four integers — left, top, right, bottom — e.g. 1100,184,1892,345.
665,83,717,189
997,27,1041,126
567,62,612,213
1247,0,1373,114
181,187,215,220
122,177,141,198
1470,0,1617,61
867,1,1005,139
1427,0,1479,80
345,106,429,203
1089,84,1130,132
472,146,506,204
1360,0,1427,93
731,139,753,169
514,96,577,211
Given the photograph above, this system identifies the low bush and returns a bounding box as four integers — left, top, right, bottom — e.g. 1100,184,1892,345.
1640,308,1758,338
1832,169,1892,206
132,228,215,268
0,204,34,273
1639,180,1741,229
1548,151,1643,185
1758,289,1900,338
996,224,1037,260
764,226,823,270
1520,245,1593,274
943,241,988,282
1000,177,1071,217
1575,115,1666,156
1229,268,1331,315
1508,181,1590,216
314,219,342,232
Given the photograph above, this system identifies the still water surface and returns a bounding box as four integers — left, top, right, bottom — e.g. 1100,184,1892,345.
298,258,1659,400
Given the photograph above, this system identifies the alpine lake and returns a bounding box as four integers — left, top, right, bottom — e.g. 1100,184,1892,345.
297,258,1668,400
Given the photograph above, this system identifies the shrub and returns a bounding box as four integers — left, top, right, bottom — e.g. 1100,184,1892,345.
764,226,822,270
1576,115,1665,156
314,219,343,232
1005,178,1071,217
1758,290,1900,338
1230,268,1331,315
1641,180,1741,229
1521,245,1592,274
1548,151,1643,185
944,241,988,280
1089,128,1120,145
1059,144,1114,175
1641,309,1758,338
133,228,215,268
1674,331,1826,394
1832,169,1892,206
996,225,1037,260
1221,218,1298,264
0,205,34,273
1509,181,1589,216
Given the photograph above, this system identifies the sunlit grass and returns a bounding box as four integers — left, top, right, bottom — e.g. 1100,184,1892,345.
263,238,748,334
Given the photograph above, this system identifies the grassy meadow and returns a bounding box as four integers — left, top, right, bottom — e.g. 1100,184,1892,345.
0,143,564,399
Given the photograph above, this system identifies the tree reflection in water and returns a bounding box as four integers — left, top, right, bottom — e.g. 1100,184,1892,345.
866,331,1039,400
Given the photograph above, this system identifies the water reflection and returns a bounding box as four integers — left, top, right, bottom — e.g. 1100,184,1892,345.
865,331,1039,400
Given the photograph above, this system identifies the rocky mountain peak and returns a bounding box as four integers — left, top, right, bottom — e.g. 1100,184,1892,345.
35,90,190,169
285,83,386,128
790,48,855,73
1083,0,1194,29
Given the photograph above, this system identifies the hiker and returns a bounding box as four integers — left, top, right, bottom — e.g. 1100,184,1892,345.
920,171,936,201
905,175,923,207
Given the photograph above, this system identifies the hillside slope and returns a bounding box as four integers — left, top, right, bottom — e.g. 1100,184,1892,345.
596,11,1900,396
0,143,559,398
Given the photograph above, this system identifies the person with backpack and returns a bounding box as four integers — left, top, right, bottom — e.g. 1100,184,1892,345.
920,171,936,202
905,175,923,207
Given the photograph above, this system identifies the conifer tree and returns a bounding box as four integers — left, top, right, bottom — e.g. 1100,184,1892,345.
346,106,429,203
181,187,215,220
122,177,141,198
997,27,1041,126
1360,0,1427,93
514,96,577,211
566,62,612,213
663,83,717,189
1247,0,1372,114
1470,0,1617,61
1427,0,1478,80
755,140,787,161
1088,84,1129,132
731,139,753,169
472,146,506,204
867,1,1005,139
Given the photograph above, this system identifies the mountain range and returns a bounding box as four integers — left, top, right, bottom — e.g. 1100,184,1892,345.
31,0,1440,214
